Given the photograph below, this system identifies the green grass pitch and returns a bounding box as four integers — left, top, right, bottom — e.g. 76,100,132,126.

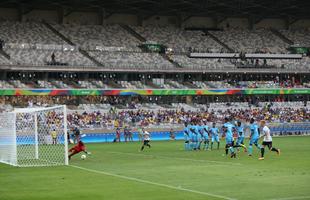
1,136,310,200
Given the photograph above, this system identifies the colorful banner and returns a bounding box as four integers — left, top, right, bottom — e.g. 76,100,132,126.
0,88,309,96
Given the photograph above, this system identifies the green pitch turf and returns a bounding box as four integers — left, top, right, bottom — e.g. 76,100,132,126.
1,136,310,200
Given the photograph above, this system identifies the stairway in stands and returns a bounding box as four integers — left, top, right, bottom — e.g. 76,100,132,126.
203,31,234,53
270,29,294,45
0,49,11,62
120,24,146,43
120,24,183,68
42,21,103,67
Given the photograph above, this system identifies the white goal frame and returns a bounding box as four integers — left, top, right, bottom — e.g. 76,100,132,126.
0,105,68,167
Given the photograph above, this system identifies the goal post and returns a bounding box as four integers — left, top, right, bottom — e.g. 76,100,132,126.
0,105,69,167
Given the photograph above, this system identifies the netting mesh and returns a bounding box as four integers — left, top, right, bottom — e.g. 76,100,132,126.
0,112,17,166
0,106,68,167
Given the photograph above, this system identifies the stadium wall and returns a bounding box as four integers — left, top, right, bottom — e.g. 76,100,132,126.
0,8,19,20
23,9,58,23
182,17,215,28
255,18,286,29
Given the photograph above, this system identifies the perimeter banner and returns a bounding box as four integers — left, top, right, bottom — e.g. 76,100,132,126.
0,89,309,96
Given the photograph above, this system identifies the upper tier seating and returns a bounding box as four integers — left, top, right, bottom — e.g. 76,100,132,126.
0,21,64,45
280,29,310,46
88,51,175,69
132,26,223,53
209,28,289,53
6,49,94,66
53,24,141,50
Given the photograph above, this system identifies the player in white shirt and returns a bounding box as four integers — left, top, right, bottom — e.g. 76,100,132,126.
140,128,151,151
259,120,281,160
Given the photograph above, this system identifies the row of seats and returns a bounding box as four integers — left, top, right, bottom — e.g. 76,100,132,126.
0,21,64,45
171,55,235,69
132,26,223,53
209,28,289,53
4,49,94,66
0,21,309,52
53,24,140,50
280,29,310,46
88,51,175,69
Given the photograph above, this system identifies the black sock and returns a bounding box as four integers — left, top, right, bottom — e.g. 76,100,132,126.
211,142,213,149
141,145,144,151
261,148,265,157
271,147,278,153
225,147,228,155
217,142,220,149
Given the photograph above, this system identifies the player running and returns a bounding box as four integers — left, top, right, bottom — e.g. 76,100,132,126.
259,120,281,160
140,128,151,151
222,117,236,158
236,121,247,152
248,118,261,156
210,122,220,150
68,140,90,160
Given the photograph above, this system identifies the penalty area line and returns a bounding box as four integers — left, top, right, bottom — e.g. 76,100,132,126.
69,165,237,200
107,151,242,166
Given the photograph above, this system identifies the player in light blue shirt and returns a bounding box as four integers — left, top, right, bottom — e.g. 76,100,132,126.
248,118,261,156
189,121,198,150
202,121,210,150
235,121,247,152
210,122,220,150
196,122,204,150
222,117,236,158
194,121,203,150
183,122,190,150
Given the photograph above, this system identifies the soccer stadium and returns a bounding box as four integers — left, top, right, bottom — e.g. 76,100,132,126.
0,0,310,199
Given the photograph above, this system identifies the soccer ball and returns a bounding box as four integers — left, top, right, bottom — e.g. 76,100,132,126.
81,154,86,160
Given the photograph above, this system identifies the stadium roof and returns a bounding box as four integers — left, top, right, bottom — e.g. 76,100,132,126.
1,0,310,20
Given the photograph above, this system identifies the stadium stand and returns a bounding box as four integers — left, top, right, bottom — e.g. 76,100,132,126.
131,25,224,53
209,28,289,53
0,21,64,45
5,48,95,66
171,55,234,69
279,29,310,46
52,24,141,50
87,51,174,69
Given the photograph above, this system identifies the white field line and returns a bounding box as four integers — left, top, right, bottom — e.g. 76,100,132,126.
107,151,242,166
69,164,237,200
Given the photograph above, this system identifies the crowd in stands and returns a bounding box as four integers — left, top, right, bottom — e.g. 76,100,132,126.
66,105,310,129
0,78,309,89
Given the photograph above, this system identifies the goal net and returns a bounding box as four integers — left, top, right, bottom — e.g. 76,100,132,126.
0,105,68,167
